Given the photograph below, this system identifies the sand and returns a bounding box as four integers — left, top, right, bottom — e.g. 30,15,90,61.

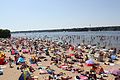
0,51,118,80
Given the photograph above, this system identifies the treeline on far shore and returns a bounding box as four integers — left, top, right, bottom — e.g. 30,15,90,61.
0,29,11,38
12,26,120,33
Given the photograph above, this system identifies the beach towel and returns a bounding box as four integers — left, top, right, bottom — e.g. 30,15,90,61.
38,66,46,70
79,75,88,80
22,49,29,53
17,57,25,63
19,71,31,80
31,64,37,68
47,70,54,74
39,69,47,74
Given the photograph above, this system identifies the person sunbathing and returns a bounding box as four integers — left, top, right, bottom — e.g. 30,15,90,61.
76,68,84,73
61,76,72,80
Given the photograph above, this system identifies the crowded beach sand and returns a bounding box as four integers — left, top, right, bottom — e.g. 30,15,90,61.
0,37,120,80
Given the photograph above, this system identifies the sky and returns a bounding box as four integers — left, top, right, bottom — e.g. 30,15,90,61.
0,0,120,31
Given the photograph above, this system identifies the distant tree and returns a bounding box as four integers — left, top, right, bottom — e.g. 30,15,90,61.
0,29,11,38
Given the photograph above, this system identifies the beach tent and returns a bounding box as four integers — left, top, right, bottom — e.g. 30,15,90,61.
0,52,5,58
86,59,94,66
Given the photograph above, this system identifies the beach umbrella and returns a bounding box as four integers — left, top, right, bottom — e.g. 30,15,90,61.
0,52,5,58
86,59,94,66
0,52,6,65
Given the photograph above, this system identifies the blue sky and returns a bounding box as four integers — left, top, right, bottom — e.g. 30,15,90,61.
0,0,120,31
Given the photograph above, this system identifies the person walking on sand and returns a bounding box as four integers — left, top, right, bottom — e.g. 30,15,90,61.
8,57,13,68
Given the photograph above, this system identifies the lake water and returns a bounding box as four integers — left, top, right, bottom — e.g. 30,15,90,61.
11,31,120,50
